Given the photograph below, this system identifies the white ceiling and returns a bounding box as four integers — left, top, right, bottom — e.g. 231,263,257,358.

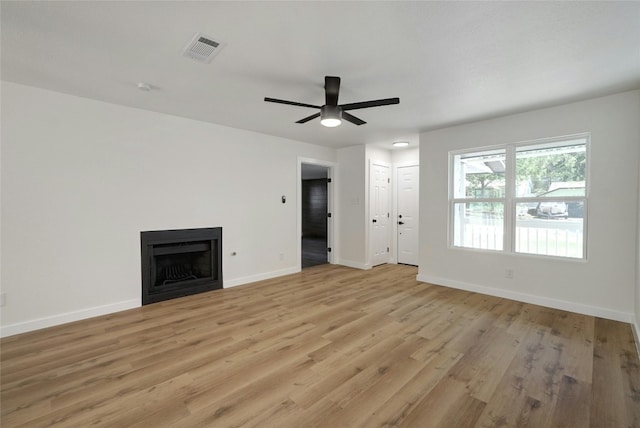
2,1,639,149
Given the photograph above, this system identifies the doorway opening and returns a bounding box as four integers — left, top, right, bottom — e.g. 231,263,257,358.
301,163,329,268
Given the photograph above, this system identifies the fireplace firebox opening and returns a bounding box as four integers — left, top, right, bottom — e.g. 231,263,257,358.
141,227,222,305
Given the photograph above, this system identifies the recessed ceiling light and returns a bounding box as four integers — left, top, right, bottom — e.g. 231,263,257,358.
393,141,409,147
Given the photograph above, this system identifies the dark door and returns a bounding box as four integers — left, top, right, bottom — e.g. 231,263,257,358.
301,164,329,268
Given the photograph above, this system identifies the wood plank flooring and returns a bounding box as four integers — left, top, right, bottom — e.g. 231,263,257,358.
2,264,639,427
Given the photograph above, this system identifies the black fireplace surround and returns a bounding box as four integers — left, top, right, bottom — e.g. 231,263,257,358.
141,227,222,305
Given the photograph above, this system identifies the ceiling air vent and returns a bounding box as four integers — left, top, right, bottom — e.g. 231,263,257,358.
182,33,225,64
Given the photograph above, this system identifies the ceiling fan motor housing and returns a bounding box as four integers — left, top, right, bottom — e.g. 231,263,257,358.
321,105,342,119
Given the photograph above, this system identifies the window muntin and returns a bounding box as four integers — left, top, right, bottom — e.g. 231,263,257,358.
450,136,588,259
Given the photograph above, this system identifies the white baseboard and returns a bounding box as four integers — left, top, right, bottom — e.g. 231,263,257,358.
1,299,140,338
416,274,635,324
336,259,371,270
224,267,300,288
1,267,300,338
1,267,302,338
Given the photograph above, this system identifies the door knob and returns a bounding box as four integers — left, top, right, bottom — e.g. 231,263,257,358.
398,221,404,225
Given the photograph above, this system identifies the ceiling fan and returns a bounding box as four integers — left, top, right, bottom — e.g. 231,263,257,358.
264,76,399,127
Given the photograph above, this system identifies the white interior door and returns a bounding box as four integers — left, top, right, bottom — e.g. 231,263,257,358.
370,163,390,266
397,165,419,265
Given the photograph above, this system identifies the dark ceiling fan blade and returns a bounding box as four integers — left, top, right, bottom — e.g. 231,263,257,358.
264,97,320,109
340,97,400,111
295,112,321,124
342,111,366,126
325,76,341,106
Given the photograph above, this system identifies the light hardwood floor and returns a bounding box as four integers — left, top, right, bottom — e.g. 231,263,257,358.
2,264,639,427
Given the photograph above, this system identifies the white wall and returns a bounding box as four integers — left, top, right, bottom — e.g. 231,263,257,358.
335,145,416,269
419,90,640,322
392,147,419,165
336,145,367,268
0,82,337,336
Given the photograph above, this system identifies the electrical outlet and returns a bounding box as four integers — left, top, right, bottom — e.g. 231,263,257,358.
505,269,514,279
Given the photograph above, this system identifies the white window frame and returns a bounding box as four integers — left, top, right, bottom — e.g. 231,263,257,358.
449,133,589,260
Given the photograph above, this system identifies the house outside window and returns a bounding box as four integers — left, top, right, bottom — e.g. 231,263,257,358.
450,135,588,259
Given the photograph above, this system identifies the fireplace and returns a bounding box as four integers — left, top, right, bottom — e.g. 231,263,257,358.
141,227,222,305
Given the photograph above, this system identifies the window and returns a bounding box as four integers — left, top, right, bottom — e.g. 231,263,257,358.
450,135,588,259
452,149,506,251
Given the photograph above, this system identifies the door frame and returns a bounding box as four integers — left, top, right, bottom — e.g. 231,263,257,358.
394,161,420,265
297,157,337,272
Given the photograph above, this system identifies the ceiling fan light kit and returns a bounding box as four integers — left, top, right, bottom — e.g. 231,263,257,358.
320,105,342,127
265,76,399,127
